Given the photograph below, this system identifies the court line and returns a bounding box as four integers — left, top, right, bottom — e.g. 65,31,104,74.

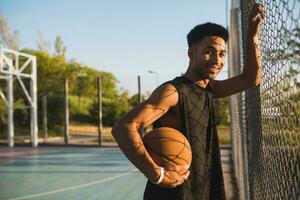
8,169,138,200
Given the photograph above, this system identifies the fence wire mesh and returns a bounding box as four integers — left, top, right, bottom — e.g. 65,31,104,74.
229,0,300,199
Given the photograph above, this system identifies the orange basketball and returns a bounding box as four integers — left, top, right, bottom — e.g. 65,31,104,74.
142,127,192,167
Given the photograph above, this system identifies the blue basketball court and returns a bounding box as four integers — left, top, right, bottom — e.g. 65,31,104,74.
0,147,146,200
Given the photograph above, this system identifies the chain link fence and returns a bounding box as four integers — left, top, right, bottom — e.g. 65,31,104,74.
229,0,300,199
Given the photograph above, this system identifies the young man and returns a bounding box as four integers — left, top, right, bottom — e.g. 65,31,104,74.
112,3,264,200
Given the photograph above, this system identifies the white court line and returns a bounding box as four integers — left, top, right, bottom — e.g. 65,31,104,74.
9,169,138,200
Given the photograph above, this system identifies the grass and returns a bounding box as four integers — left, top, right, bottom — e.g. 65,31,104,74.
217,125,231,146
67,125,231,145
0,124,231,146
68,125,116,144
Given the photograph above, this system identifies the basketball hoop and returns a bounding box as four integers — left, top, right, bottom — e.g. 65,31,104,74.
0,44,38,147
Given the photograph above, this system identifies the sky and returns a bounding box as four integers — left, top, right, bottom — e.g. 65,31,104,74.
0,0,230,95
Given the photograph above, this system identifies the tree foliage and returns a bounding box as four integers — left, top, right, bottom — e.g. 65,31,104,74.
128,93,147,107
214,97,230,126
37,31,51,54
0,12,19,50
55,36,67,58
22,48,123,127
266,27,300,117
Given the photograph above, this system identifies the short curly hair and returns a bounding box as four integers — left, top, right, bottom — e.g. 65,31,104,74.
187,22,229,48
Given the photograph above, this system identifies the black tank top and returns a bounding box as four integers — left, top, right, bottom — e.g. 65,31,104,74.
143,76,226,200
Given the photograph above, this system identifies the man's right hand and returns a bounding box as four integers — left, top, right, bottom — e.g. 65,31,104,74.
248,3,265,37
154,165,190,188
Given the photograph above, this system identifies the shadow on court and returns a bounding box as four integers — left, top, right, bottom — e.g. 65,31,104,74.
0,147,237,200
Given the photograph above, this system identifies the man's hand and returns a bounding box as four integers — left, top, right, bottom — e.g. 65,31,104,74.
248,3,265,37
154,165,190,188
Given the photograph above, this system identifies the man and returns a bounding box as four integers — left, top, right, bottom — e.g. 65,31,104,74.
112,3,264,200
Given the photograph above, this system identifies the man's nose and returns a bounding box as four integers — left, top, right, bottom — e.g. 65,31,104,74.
211,53,221,65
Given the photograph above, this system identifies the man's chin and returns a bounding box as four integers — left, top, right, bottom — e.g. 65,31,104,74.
207,73,217,80
195,71,217,80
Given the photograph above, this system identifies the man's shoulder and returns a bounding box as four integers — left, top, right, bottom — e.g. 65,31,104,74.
163,76,186,89
153,82,178,97
147,81,179,107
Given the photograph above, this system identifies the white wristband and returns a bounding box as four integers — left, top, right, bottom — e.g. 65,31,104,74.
153,167,164,184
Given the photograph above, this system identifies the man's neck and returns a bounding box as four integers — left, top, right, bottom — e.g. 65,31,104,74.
183,71,210,88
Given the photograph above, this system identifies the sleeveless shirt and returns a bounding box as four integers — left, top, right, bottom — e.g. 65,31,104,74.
143,76,226,200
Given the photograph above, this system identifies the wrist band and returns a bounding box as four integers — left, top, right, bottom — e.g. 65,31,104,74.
153,167,164,184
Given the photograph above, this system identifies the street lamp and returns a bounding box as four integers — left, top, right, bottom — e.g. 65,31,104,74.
148,70,159,87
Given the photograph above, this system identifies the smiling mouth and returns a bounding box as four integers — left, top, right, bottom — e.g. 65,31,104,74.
207,66,220,73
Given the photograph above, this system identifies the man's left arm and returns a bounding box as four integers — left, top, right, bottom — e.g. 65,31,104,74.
210,3,265,98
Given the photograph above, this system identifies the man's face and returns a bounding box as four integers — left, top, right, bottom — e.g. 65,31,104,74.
189,36,226,80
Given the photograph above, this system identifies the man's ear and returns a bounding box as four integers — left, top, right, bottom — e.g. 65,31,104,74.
188,48,193,59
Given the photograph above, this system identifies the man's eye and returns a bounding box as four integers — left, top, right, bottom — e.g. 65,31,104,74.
220,53,226,57
205,51,213,55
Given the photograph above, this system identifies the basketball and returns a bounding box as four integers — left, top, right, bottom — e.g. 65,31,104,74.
142,127,192,168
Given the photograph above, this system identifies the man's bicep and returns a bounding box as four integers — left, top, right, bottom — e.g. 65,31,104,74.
123,102,168,129
121,83,178,128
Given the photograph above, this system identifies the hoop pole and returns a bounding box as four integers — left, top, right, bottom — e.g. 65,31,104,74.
7,70,14,147
31,57,38,147
64,78,69,144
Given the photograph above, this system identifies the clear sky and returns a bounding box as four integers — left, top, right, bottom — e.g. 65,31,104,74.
0,0,230,95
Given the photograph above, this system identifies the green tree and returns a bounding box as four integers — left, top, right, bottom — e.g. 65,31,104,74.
128,93,147,107
89,91,131,126
54,36,67,58
0,12,19,50
21,49,69,94
0,100,6,137
22,46,124,126
214,97,230,126
267,27,300,116
37,31,51,54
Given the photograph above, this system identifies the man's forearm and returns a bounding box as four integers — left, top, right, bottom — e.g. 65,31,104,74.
241,3,264,86
111,121,159,182
242,34,262,86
